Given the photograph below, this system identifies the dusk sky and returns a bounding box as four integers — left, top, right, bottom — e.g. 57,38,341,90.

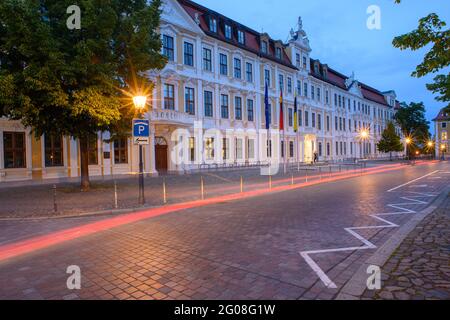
193,0,450,135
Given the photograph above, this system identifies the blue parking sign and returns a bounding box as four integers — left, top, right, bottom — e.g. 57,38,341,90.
133,119,150,145
133,119,150,137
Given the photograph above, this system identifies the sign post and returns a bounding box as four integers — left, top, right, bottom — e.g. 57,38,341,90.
133,119,150,205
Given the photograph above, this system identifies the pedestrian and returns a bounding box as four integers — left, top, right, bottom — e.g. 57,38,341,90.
313,151,318,163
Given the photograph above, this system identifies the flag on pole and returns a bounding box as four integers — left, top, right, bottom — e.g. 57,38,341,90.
279,89,284,131
264,80,270,130
293,94,298,133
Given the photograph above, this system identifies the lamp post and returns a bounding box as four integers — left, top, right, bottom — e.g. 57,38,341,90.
405,137,412,161
427,141,434,160
133,95,147,206
441,144,447,161
359,129,369,159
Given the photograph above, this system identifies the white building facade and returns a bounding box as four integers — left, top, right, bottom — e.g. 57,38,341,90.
0,0,403,183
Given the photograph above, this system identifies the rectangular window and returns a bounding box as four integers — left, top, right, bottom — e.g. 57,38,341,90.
264,69,270,85
336,141,339,156
204,91,213,117
326,90,329,104
311,85,315,100
189,137,195,162
183,42,194,66
203,48,212,71
305,110,309,127
219,53,228,75
237,30,245,44
267,139,272,158
235,138,243,160
318,142,322,157
205,138,215,160
304,83,308,97
298,109,302,126
3,132,26,169
185,87,195,115
296,53,301,68
225,24,232,39
248,139,255,159
288,108,293,127
246,62,253,82
287,77,292,94
45,135,63,167
261,41,268,54
442,132,448,140
114,138,128,164
247,99,254,122
281,140,284,158
312,112,316,128
326,115,330,131
209,18,217,32
234,58,241,79
163,84,175,110
334,93,337,106
222,138,229,160
327,143,330,156
279,74,284,91
297,80,301,96
162,35,174,62
88,135,98,165
289,141,294,158
335,116,338,131
317,88,321,101
302,56,307,69
318,114,322,130
221,94,229,119
276,47,282,59
235,96,242,120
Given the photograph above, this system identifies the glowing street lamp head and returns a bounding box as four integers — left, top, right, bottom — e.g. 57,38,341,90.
133,95,147,110
405,138,412,145
427,141,434,148
441,144,446,151
360,130,369,139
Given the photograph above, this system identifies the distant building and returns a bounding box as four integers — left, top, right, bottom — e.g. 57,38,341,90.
433,108,449,159
0,0,404,183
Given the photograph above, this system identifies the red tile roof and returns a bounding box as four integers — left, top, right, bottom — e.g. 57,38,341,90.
310,59,390,106
433,109,450,121
177,0,297,69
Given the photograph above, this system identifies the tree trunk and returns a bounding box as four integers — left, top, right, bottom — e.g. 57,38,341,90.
79,137,90,191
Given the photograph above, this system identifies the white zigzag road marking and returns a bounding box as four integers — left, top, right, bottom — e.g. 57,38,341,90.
299,172,441,289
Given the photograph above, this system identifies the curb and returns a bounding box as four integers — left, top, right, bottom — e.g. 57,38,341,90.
335,186,450,300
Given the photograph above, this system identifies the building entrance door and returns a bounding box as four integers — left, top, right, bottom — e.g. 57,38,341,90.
155,137,168,172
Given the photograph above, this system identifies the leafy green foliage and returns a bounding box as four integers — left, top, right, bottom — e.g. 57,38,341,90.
394,102,430,146
392,5,450,111
377,122,404,159
0,0,166,189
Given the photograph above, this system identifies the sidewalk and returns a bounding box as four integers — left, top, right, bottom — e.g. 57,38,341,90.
362,193,450,300
0,162,393,219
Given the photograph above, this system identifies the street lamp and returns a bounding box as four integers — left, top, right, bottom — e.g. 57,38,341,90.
441,144,447,161
133,95,147,206
405,137,412,161
359,129,369,159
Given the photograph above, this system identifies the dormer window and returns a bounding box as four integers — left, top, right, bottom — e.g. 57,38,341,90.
209,18,217,33
276,47,282,60
237,30,245,44
314,63,319,74
261,40,268,54
225,24,232,39
302,56,307,69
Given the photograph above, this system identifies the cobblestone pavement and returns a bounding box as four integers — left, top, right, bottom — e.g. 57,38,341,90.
362,193,450,300
0,161,392,218
0,162,448,300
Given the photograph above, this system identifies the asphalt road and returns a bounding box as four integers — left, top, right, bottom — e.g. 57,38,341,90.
0,161,448,300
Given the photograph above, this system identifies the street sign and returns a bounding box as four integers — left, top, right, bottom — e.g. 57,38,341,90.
133,119,150,145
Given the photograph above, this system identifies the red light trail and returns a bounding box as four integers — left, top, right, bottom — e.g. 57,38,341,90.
0,161,438,263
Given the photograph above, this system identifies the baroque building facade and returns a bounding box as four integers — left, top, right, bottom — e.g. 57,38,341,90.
0,0,403,183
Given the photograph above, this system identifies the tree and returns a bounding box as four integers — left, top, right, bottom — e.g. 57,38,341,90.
393,1,450,111
377,122,404,160
394,101,430,151
0,0,166,190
